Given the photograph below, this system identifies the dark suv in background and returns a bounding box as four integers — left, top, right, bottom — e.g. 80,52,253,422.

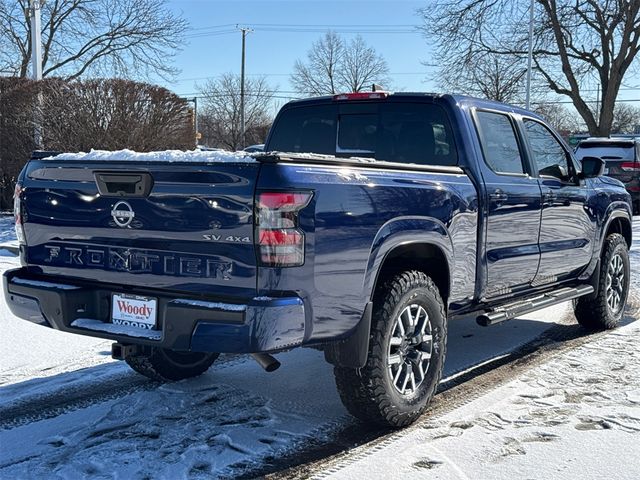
575,137,640,214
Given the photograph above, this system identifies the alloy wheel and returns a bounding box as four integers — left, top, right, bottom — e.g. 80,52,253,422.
387,304,433,395
606,253,625,314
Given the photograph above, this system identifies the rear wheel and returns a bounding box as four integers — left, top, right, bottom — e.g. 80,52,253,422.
125,347,219,381
574,233,630,330
334,270,447,428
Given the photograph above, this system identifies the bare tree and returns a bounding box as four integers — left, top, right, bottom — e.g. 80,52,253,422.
339,35,390,93
438,52,528,103
291,31,344,95
291,32,390,95
611,103,640,134
198,74,274,151
421,1,640,136
532,102,582,133
0,0,187,80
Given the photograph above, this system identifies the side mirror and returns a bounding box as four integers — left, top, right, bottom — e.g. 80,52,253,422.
580,156,605,178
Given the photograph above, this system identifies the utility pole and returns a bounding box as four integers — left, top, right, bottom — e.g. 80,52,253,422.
237,26,252,149
190,97,199,145
30,0,43,148
525,0,534,110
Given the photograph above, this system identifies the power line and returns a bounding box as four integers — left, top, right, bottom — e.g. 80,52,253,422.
170,71,432,83
184,23,419,39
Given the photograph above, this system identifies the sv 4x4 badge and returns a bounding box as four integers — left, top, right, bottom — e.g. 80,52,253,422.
203,234,251,243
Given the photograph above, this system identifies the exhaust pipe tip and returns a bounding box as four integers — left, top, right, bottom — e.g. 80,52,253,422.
251,352,281,372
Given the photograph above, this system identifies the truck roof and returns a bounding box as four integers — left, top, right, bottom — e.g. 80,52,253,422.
282,92,543,121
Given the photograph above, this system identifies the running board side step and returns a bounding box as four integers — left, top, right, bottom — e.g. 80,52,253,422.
477,285,594,327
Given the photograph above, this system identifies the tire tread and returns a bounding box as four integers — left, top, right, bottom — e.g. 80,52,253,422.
574,233,629,330
334,270,446,428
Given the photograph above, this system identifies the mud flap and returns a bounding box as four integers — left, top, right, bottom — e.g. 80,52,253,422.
324,302,372,368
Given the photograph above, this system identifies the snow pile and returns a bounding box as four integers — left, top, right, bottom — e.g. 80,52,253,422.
44,148,255,163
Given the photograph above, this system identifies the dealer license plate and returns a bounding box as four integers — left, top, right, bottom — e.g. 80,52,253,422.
112,293,158,330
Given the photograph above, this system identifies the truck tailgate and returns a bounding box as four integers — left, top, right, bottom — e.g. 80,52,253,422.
21,160,259,297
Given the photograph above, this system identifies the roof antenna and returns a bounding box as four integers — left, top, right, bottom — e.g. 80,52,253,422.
372,84,385,92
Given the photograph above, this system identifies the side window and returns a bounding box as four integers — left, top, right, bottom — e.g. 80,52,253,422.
524,119,570,180
377,104,458,166
475,111,525,174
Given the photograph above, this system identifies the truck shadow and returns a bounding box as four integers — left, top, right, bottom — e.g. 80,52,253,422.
0,305,636,479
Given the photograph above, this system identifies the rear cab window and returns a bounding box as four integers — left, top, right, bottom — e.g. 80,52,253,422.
266,101,458,166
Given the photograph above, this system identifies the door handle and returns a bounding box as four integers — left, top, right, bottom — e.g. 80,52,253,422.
489,189,508,203
543,190,557,206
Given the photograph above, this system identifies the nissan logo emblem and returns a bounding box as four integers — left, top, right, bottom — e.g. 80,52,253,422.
111,201,135,228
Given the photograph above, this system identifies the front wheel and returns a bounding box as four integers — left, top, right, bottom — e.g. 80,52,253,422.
334,270,447,428
125,347,219,382
574,233,630,330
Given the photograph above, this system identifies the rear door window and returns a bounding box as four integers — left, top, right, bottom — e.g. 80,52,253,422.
267,102,458,166
474,111,525,174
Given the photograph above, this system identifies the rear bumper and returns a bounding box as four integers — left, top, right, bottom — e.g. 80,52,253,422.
3,268,306,353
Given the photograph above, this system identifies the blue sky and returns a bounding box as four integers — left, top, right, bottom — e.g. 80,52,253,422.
157,0,640,114
159,0,433,107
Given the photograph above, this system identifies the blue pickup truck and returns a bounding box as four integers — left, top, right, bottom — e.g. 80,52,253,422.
4,93,632,427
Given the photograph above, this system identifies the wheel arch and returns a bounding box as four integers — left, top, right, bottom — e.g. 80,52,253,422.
373,242,451,306
603,210,632,250
364,217,454,305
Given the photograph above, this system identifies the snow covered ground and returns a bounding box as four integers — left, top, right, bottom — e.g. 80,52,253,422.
326,314,640,480
0,217,638,479
0,216,17,255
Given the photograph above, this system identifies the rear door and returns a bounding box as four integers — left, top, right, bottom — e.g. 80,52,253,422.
522,118,595,282
473,110,542,297
22,159,259,297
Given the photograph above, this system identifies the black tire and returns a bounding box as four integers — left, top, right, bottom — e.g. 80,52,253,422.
334,270,447,428
125,347,219,382
574,233,630,330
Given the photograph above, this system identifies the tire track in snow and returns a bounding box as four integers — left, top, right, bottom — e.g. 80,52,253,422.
0,354,249,431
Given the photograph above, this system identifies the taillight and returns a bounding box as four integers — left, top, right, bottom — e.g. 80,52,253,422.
620,162,640,172
14,183,26,245
257,192,312,267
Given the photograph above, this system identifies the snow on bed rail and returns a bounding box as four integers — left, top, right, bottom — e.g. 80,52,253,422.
43,148,255,163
